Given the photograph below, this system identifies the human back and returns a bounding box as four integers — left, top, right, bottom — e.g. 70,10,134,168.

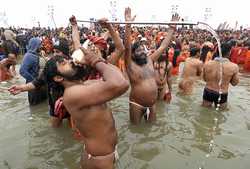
203,60,239,93
181,57,202,79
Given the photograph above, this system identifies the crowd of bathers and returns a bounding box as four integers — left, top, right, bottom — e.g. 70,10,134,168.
1,9,250,168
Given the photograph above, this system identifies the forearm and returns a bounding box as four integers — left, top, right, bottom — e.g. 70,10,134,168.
167,78,172,92
107,25,124,51
72,25,81,50
162,29,174,48
151,29,174,61
21,82,36,92
124,24,132,66
95,62,123,82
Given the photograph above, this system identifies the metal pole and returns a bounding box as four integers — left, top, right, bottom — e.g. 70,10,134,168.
76,20,198,26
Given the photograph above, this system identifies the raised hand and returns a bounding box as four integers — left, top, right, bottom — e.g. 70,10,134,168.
69,15,77,26
171,13,180,22
124,7,136,22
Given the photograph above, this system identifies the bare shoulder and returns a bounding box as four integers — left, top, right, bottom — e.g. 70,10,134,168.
231,62,239,72
63,85,87,106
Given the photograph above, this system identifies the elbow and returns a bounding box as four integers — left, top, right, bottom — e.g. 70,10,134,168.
113,79,129,96
231,80,239,86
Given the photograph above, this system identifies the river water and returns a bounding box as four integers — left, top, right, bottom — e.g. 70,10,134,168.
1,69,250,169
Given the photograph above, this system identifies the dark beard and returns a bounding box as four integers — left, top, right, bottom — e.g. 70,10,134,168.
132,53,148,66
61,63,92,81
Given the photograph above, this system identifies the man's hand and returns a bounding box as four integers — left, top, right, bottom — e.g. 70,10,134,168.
80,47,105,67
98,18,110,29
169,13,180,30
69,15,77,26
171,13,180,22
124,7,136,22
8,85,25,95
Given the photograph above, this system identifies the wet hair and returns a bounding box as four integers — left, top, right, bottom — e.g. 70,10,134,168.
172,49,180,67
43,55,63,83
101,49,108,60
221,43,232,57
200,45,212,63
190,47,200,57
43,55,65,104
107,42,115,56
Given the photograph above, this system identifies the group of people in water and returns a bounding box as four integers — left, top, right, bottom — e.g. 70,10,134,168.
0,7,249,169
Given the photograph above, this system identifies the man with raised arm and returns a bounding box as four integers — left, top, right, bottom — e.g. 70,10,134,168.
124,7,178,124
42,47,128,168
70,15,124,65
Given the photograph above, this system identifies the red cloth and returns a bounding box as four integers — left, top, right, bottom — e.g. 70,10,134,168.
237,47,248,64
54,97,66,119
230,47,239,64
42,37,54,54
243,50,250,72
88,36,107,50
170,55,186,76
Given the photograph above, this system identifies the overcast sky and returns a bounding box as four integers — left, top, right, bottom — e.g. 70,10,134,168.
0,0,249,29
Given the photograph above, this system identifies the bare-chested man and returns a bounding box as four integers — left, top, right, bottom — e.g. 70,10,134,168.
124,7,178,124
41,48,128,169
202,43,239,109
178,47,203,95
153,49,173,103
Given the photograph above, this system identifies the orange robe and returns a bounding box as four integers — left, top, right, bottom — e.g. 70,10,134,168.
243,50,250,72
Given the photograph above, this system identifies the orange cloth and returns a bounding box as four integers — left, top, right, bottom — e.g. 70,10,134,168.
42,37,53,54
88,35,107,50
171,55,186,76
205,51,213,63
237,47,248,64
230,47,239,64
243,50,250,72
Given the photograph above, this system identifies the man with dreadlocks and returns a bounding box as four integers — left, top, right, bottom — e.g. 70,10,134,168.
153,46,173,103
43,47,128,169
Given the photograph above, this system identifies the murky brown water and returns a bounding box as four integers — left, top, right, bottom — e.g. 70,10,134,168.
1,68,250,169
